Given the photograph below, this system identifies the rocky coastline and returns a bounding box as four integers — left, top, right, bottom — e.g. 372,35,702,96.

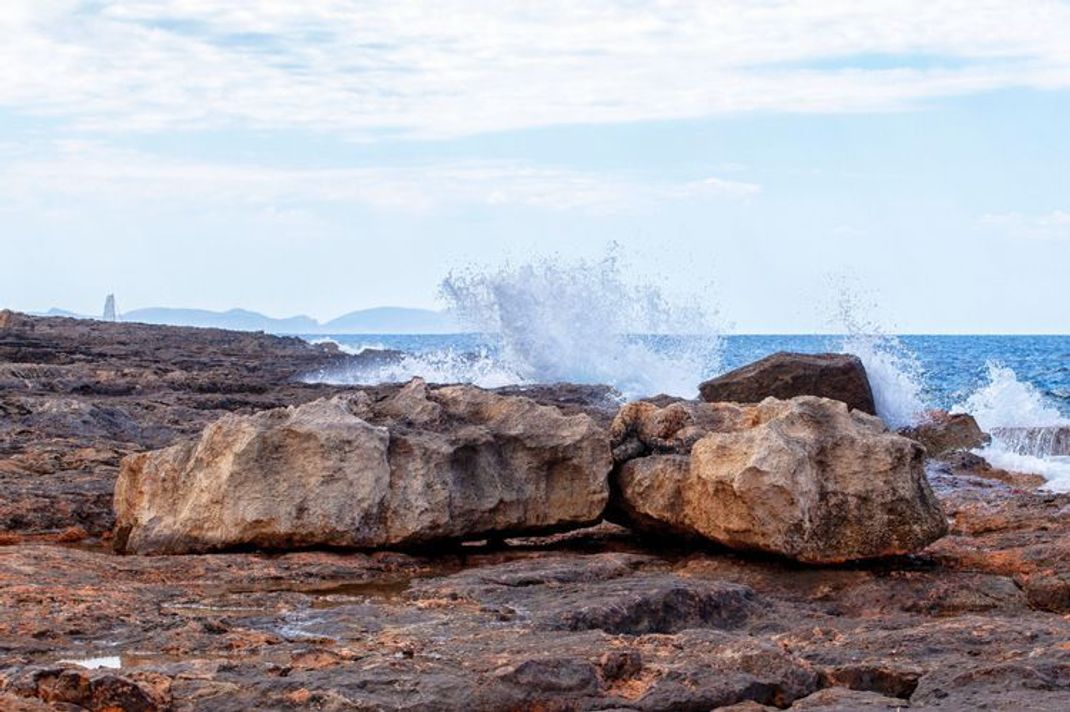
2,311,1069,711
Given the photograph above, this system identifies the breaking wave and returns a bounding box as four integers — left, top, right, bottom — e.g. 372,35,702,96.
953,362,1070,492
952,362,1068,432
306,255,1070,491
316,345,522,389
438,252,721,397
311,251,722,398
840,334,928,429
831,283,928,428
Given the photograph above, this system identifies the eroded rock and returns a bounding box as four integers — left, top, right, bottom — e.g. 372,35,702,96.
609,397,948,562
114,379,612,554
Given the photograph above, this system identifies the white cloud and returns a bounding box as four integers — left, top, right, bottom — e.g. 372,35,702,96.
0,141,758,214
0,1,1068,138
980,211,1070,240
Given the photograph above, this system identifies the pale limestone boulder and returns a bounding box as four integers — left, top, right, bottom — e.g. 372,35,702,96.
610,396,947,563
115,379,611,554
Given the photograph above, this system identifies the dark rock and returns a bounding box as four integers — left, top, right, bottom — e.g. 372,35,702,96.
543,577,763,635
698,352,876,415
2,667,171,712
495,656,601,694
930,451,1046,489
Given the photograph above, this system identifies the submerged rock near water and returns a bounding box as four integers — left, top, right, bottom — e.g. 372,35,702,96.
114,378,611,554
609,396,948,562
698,352,877,415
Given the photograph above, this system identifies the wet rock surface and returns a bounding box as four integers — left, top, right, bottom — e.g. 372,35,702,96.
3,313,1070,710
698,352,876,415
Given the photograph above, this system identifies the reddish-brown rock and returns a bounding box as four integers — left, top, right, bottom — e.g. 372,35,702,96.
4,313,1070,712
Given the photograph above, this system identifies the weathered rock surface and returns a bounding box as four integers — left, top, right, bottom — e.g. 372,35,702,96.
900,409,990,457
115,378,612,554
609,397,948,562
699,352,877,415
0,311,367,537
4,312,1069,711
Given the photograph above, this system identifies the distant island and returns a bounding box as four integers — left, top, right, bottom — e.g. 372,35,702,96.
35,305,462,334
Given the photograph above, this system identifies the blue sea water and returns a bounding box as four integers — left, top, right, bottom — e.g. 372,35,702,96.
303,331,1070,490
305,333,1070,417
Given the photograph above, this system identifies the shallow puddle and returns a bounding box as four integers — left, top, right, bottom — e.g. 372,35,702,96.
306,578,412,607
56,655,121,670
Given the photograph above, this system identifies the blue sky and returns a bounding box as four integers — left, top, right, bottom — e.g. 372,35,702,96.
1,1,1069,333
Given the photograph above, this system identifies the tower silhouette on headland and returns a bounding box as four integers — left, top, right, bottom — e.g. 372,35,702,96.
102,294,118,322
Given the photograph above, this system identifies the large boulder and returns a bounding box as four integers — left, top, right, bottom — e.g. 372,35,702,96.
900,409,990,457
114,379,612,554
699,352,876,415
609,396,947,563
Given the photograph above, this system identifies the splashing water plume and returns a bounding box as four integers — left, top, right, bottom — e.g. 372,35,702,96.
440,252,721,397
952,362,1070,491
831,282,928,428
953,362,1068,433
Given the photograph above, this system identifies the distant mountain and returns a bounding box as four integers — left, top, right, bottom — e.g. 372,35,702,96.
121,308,319,333
33,305,462,334
42,308,87,318
322,307,461,334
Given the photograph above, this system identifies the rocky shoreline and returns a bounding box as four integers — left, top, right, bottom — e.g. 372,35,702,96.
2,311,1069,711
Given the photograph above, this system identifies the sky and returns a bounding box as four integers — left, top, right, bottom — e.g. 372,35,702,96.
1,1,1069,333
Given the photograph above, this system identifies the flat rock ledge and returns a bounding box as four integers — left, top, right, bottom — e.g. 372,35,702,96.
114,378,612,554
609,396,949,563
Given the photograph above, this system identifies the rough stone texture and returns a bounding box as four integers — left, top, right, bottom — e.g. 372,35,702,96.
115,378,612,554
0,311,369,537
609,397,948,562
900,409,990,457
4,312,1069,711
698,352,877,415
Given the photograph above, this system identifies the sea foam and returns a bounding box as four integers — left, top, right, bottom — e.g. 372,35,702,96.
436,252,721,398
953,362,1070,491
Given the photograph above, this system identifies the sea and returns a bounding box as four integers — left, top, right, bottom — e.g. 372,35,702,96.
301,331,1070,492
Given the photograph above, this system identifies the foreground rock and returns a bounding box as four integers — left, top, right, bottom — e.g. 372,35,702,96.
610,396,948,563
115,379,611,554
4,313,1070,710
901,409,989,457
698,352,876,415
